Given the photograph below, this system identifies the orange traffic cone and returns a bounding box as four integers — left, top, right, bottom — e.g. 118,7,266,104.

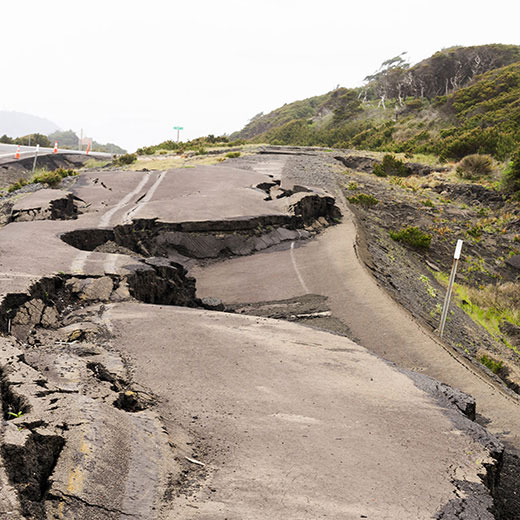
86,142,90,155
53,141,58,154
14,145,20,159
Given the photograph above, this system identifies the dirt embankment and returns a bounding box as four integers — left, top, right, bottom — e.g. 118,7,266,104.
0,154,94,189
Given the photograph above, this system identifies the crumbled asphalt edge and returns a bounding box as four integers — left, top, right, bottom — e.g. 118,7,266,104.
1,431,65,519
0,168,343,516
59,197,341,262
0,262,200,517
9,192,79,223
0,263,199,336
405,369,504,519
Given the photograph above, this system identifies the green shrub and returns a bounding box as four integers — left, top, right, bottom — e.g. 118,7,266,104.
136,146,157,155
456,154,494,179
502,150,520,198
7,178,29,193
32,171,62,186
479,354,504,375
54,168,78,179
373,154,410,177
404,98,424,111
466,224,483,239
390,226,432,249
225,151,241,158
114,153,137,166
347,193,379,208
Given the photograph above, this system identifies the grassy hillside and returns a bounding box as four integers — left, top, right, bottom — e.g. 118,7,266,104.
233,45,520,161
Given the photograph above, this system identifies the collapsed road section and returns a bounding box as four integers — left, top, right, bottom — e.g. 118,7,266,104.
0,156,509,518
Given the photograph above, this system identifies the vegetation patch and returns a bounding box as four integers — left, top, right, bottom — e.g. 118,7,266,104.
84,158,110,169
479,354,505,374
420,274,437,298
136,135,245,156
456,154,495,179
114,153,137,166
433,273,520,353
389,226,432,249
225,151,241,158
7,168,78,193
347,193,378,208
373,154,410,177
502,150,520,199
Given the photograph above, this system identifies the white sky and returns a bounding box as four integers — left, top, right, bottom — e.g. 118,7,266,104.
1,0,518,151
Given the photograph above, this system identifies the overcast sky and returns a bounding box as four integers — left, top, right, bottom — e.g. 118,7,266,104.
1,0,518,151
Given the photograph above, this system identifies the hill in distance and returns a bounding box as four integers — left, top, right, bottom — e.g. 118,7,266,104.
0,111,126,154
232,44,520,161
0,110,59,137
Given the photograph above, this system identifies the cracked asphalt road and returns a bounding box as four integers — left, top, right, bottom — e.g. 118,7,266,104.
0,152,512,518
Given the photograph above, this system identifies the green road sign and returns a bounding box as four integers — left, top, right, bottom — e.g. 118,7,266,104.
173,126,184,130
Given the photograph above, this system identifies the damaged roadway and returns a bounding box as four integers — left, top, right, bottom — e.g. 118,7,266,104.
0,154,511,519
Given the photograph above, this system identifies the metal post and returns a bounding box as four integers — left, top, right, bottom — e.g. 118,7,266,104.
32,144,40,175
439,239,463,338
173,126,183,143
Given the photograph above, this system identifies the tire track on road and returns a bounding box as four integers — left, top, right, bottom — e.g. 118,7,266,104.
71,171,155,274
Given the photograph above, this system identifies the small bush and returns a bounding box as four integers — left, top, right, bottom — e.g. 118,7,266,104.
7,178,29,192
32,171,62,186
114,153,137,166
373,154,410,177
479,354,504,375
390,226,432,249
136,146,157,155
456,154,494,179
347,193,378,208
225,151,241,158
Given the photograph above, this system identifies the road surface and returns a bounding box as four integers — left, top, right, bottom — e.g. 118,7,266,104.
0,156,509,519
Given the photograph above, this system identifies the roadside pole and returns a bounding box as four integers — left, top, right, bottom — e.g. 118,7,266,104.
32,145,40,175
439,239,463,338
